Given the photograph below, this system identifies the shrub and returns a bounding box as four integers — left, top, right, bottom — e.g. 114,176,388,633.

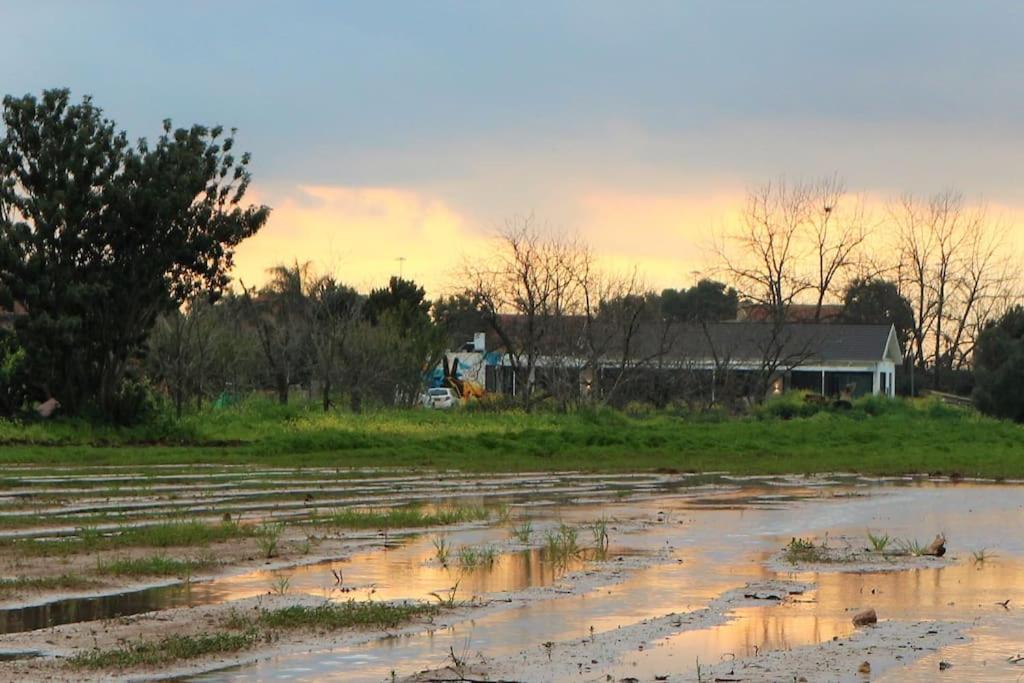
0,331,27,417
754,392,821,420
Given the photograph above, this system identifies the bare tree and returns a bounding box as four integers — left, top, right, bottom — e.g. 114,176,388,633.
576,256,655,406
890,192,1013,389
464,216,587,411
307,276,362,412
243,261,313,404
717,176,868,322
807,176,869,320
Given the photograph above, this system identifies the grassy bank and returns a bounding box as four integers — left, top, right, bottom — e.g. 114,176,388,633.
0,395,1022,478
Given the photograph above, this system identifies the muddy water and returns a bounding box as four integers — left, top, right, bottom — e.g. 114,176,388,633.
189,481,1024,683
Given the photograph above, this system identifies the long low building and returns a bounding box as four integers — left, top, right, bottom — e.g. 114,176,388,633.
439,322,903,402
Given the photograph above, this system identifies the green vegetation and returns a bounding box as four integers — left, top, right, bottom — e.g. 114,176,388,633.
0,573,96,596
974,306,1024,422
255,522,284,559
510,520,533,544
590,517,610,552
3,520,254,557
69,632,259,669
784,537,830,564
228,600,439,631
456,544,498,569
432,535,451,566
544,523,580,563
324,505,489,529
896,537,927,556
1,395,1023,478
866,531,892,553
96,554,216,577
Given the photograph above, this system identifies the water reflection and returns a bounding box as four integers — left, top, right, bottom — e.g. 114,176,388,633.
0,582,229,634
195,482,1024,682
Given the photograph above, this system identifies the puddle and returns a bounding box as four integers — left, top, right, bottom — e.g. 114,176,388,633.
2,470,1024,682
0,582,233,634
0,525,596,634
190,482,1024,682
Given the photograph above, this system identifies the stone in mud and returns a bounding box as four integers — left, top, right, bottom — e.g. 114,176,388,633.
939,660,953,670
923,533,946,557
858,660,871,674
852,608,877,626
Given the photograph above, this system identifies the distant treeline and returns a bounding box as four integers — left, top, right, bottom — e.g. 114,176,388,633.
1,89,1023,423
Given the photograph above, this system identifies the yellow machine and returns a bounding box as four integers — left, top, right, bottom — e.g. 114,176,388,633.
442,356,486,401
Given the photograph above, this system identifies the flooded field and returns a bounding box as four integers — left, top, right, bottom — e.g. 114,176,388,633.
0,467,1022,681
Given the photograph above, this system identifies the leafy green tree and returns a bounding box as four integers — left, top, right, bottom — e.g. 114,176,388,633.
973,306,1024,422
364,276,432,330
0,89,268,419
840,278,915,351
660,279,738,322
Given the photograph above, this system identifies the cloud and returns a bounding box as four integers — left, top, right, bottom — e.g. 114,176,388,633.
231,184,486,294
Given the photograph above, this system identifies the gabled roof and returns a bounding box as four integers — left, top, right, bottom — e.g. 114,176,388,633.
661,322,899,365
482,315,901,367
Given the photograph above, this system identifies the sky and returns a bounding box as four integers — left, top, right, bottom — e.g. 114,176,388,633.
3,1,1023,294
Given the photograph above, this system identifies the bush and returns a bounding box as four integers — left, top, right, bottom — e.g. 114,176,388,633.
753,392,822,420
853,394,900,417
91,377,170,427
0,331,27,417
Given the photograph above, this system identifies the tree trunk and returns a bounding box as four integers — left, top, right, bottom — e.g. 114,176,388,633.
276,375,289,404
350,390,362,414
322,377,331,412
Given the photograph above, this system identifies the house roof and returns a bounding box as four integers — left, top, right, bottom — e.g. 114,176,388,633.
664,323,899,365
483,314,900,367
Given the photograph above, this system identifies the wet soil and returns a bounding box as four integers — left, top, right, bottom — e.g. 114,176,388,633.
0,469,1021,681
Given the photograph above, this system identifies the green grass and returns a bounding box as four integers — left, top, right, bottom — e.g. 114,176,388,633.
456,543,498,569
4,520,255,557
1,395,1023,478
784,537,831,564
0,573,96,595
96,554,217,577
69,631,258,669
544,523,580,562
227,600,439,631
866,531,892,553
323,505,489,529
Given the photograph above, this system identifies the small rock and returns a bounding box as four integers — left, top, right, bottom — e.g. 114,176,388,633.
923,533,946,557
858,661,871,674
939,661,953,671
852,608,878,626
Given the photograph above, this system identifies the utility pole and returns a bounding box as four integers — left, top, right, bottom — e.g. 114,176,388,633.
396,256,406,278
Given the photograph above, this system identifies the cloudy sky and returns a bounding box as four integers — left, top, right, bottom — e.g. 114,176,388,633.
3,1,1022,293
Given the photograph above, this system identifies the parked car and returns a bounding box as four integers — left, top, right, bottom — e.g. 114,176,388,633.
424,387,458,409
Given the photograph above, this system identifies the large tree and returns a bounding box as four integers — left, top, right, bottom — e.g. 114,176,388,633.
0,89,268,417
840,278,915,352
973,306,1024,422
660,279,738,323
